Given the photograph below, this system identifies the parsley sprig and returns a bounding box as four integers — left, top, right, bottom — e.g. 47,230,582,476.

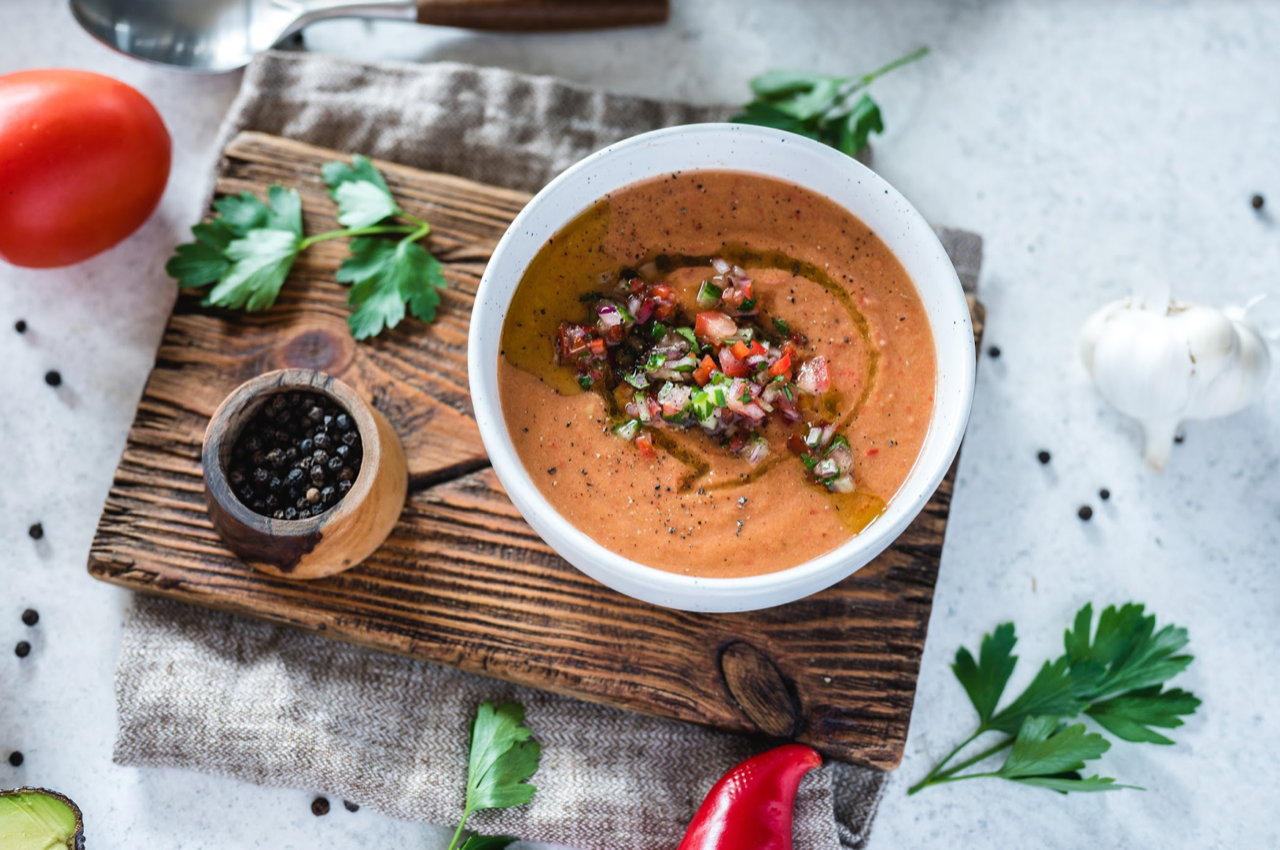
731,47,929,157
445,701,542,850
167,154,447,340
908,603,1200,795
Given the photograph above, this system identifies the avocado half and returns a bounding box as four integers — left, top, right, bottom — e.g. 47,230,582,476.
0,788,85,850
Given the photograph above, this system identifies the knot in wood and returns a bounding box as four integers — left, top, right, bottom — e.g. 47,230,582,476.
718,640,800,738
278,327,354,375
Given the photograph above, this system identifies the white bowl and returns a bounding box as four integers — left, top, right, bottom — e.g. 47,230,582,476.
468,124,974,613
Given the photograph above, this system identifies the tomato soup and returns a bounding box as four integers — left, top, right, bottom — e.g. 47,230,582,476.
497,170,935,577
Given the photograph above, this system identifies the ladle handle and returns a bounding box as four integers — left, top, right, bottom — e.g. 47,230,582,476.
415,0,669,30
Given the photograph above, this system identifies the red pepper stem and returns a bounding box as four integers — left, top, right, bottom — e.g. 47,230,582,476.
676,744,822,850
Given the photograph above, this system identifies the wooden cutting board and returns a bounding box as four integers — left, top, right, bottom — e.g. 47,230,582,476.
88,132,984,770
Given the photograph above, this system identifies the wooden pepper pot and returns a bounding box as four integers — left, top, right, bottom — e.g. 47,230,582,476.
202,369,407,579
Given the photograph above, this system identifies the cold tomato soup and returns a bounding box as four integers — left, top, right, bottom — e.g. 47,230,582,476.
497,170,935,578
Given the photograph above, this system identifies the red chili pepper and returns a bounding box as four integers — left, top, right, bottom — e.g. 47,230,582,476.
693,355,717,387
676,744,821,850
635,432,657,459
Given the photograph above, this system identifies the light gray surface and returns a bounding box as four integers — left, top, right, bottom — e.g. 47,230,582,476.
1,2,1277,850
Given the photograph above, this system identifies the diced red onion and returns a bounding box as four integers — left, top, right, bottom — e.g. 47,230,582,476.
746,438,770,465
827,474,855,494
796,356,831,394
711,258,731,275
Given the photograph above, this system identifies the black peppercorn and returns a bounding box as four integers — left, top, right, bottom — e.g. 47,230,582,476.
8,751,23,767
14,320,27,334
1252,194,1265,210
225,390,362,519
342,800,359,813
1078,505,1093,521
15,641,30,658
27,523,43,540
311,797,330,816
1099,488,1111,501
1037,450,1051,465
21,609,38,626
44,370,61,387
987,345,1001,358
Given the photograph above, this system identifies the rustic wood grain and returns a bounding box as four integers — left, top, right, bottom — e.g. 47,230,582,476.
88,132,983,770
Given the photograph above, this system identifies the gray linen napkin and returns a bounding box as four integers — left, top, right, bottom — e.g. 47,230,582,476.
114,51,980,850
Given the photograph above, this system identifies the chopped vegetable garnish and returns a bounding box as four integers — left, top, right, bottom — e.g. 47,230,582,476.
553,257,859,490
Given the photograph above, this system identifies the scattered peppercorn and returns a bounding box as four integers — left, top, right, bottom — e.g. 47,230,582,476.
1099,488,1111,501
28,523,43,540
44,370,62,387
311,796,330,816
342,800,360,813
1252,194,1265,210
21,609,38,627
1078,505,1093,521
1037,450,1051,465
14,320,27,334
7,752,23,767
15,641,30,658
1174,432,1185,444
226,391,362,519
987,345,1001,358
547,467,557,475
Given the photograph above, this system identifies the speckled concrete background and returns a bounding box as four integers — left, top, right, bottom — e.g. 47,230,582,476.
1,2,1277,849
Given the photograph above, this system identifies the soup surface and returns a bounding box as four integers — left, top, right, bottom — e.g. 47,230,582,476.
497,170,936,577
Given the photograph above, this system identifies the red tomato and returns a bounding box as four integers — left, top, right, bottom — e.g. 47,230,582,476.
0,70,171,268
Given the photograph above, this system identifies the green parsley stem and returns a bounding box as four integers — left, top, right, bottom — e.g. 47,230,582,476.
860,46,929,87
299,224,418,249
401,212,432,232
445,811,469,850
929,736,1015,784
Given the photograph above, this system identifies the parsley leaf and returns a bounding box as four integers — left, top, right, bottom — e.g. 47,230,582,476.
997,716,1111,779
909,602,1199,797
952,622,1018,724
457,837,517,850
322,154,402,229
465,701,541,812
337,238,447,339
732,47,927,157
1085,686,1201,745
169,155,447,339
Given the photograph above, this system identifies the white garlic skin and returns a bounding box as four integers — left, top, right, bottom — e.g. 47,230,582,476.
1080,297,1271,470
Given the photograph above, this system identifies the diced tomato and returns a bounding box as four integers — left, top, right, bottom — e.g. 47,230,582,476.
695,311,738,342
589,338,606,356
693,355,717,387
768,352,793,378
739,280,753,300
718,345,750,378
650,283,677,320
748,342,767,358
796,356,830,394
866,448,879,457
786,433,808,455
556,323,594,363
731,340,751,360
636,431,657,459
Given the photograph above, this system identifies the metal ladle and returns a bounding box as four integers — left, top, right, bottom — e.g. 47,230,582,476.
69,0,669,73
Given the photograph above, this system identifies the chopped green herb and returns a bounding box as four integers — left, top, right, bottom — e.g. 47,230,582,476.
645,352,668,371
650,321,667,341
624,371,649,390
772,317,791,336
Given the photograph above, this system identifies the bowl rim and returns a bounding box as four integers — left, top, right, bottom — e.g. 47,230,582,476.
468,123,975,611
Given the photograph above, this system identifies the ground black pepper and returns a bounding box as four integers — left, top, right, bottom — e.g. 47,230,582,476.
7,752,22,767
44,370,61,387
15,641,30,658
1099,488,1111,501
27,523,43,540
311,796,330,816
226,391,362,520
21,609,38,626
1037,450,1051,465
342,800,359,813
1252,194,1265,210
1078,505,1093,521
14,320,26,334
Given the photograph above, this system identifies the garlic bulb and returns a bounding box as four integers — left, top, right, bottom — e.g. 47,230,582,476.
1080,296,1272,470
